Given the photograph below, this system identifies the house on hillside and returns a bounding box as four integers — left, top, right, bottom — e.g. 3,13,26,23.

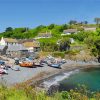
84,27,96,31
63,29,78,35
35,31,52,39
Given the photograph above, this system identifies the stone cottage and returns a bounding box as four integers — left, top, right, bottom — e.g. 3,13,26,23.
0,37,28,58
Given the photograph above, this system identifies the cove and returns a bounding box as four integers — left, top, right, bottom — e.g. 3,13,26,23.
59,66,100,92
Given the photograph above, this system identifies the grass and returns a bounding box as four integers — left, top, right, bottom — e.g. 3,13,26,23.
0,84,100,100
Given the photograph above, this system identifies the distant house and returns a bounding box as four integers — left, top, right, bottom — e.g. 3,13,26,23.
84,27,96,31
35,31,52,39
70,38,75,43
63,29,78,35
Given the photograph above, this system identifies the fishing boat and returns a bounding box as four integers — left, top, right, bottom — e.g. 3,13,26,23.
19,61,35,68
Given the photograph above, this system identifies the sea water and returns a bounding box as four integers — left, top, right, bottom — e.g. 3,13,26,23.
42,66,100,92
59,66,100,92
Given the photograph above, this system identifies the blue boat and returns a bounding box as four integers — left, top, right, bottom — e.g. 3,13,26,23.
49,63,61,69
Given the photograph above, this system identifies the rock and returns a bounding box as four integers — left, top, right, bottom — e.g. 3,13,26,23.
47,83,60,95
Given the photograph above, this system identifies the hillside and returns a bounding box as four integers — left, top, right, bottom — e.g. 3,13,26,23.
0,23,100,60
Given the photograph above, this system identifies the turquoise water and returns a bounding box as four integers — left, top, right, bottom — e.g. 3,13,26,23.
59,67,100,92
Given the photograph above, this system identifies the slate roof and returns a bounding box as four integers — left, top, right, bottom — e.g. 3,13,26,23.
7,44,27,52
63,29,77,33
84,27,96,31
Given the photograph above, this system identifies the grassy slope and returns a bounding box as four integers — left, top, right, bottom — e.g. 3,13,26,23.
0,84,100,100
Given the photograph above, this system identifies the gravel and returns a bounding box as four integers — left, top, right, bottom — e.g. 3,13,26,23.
0,65,55,86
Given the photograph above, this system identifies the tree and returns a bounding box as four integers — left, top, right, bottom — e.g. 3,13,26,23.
93,39,100,62
62,24,68,30
59,38,70,51
68,20,77,25
48,24,55,29
84,21,88,24
5,27,13,32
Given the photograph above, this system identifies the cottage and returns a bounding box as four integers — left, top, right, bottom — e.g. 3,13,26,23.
6,44,28,58
63,29,78,35
84,27,96,31
22,40,40,52
23,42,34,52
35,31,52,39
33,40,40,52
0,37,28,58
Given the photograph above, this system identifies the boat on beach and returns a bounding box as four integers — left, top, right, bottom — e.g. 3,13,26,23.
0,68,8,74
48,63,61,69
19,61,35,68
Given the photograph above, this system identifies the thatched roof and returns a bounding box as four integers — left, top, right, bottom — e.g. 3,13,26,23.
4,38,18,43
23,41,40,48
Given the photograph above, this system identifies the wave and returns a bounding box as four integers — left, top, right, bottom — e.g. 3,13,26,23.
40,69,79,88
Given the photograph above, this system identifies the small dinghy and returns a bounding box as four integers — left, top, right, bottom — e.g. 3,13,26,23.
11,65,20,71
0,68,8,74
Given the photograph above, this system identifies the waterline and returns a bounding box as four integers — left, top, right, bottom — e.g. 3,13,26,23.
40,69,79,88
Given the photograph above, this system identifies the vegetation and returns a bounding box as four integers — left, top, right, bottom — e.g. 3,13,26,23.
0,84,100,100
1,19,100,58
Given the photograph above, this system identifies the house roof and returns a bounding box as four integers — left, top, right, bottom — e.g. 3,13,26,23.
23,41,40,48
4,38,18,43
18,39,35,44
63,29,77,33
84,27,96,31
38,32,52,37
23,42,34,47
7,44,27,51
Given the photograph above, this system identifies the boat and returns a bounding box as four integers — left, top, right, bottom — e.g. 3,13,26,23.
19,61,35,68
0,68,8,74
0,60,5,65
49,63,61,69
11,65,20,71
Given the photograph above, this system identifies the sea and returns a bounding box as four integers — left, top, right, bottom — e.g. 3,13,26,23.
41,66,100,92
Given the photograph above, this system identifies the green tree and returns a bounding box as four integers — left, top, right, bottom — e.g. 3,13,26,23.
5,27,13,32
59,38,70,51
68,20,77,25
48,24,55,29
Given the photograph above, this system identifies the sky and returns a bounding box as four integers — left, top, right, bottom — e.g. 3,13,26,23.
0,0,100,32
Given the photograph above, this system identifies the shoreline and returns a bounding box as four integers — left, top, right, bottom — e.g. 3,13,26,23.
16,61,100,89
1,56,100,88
